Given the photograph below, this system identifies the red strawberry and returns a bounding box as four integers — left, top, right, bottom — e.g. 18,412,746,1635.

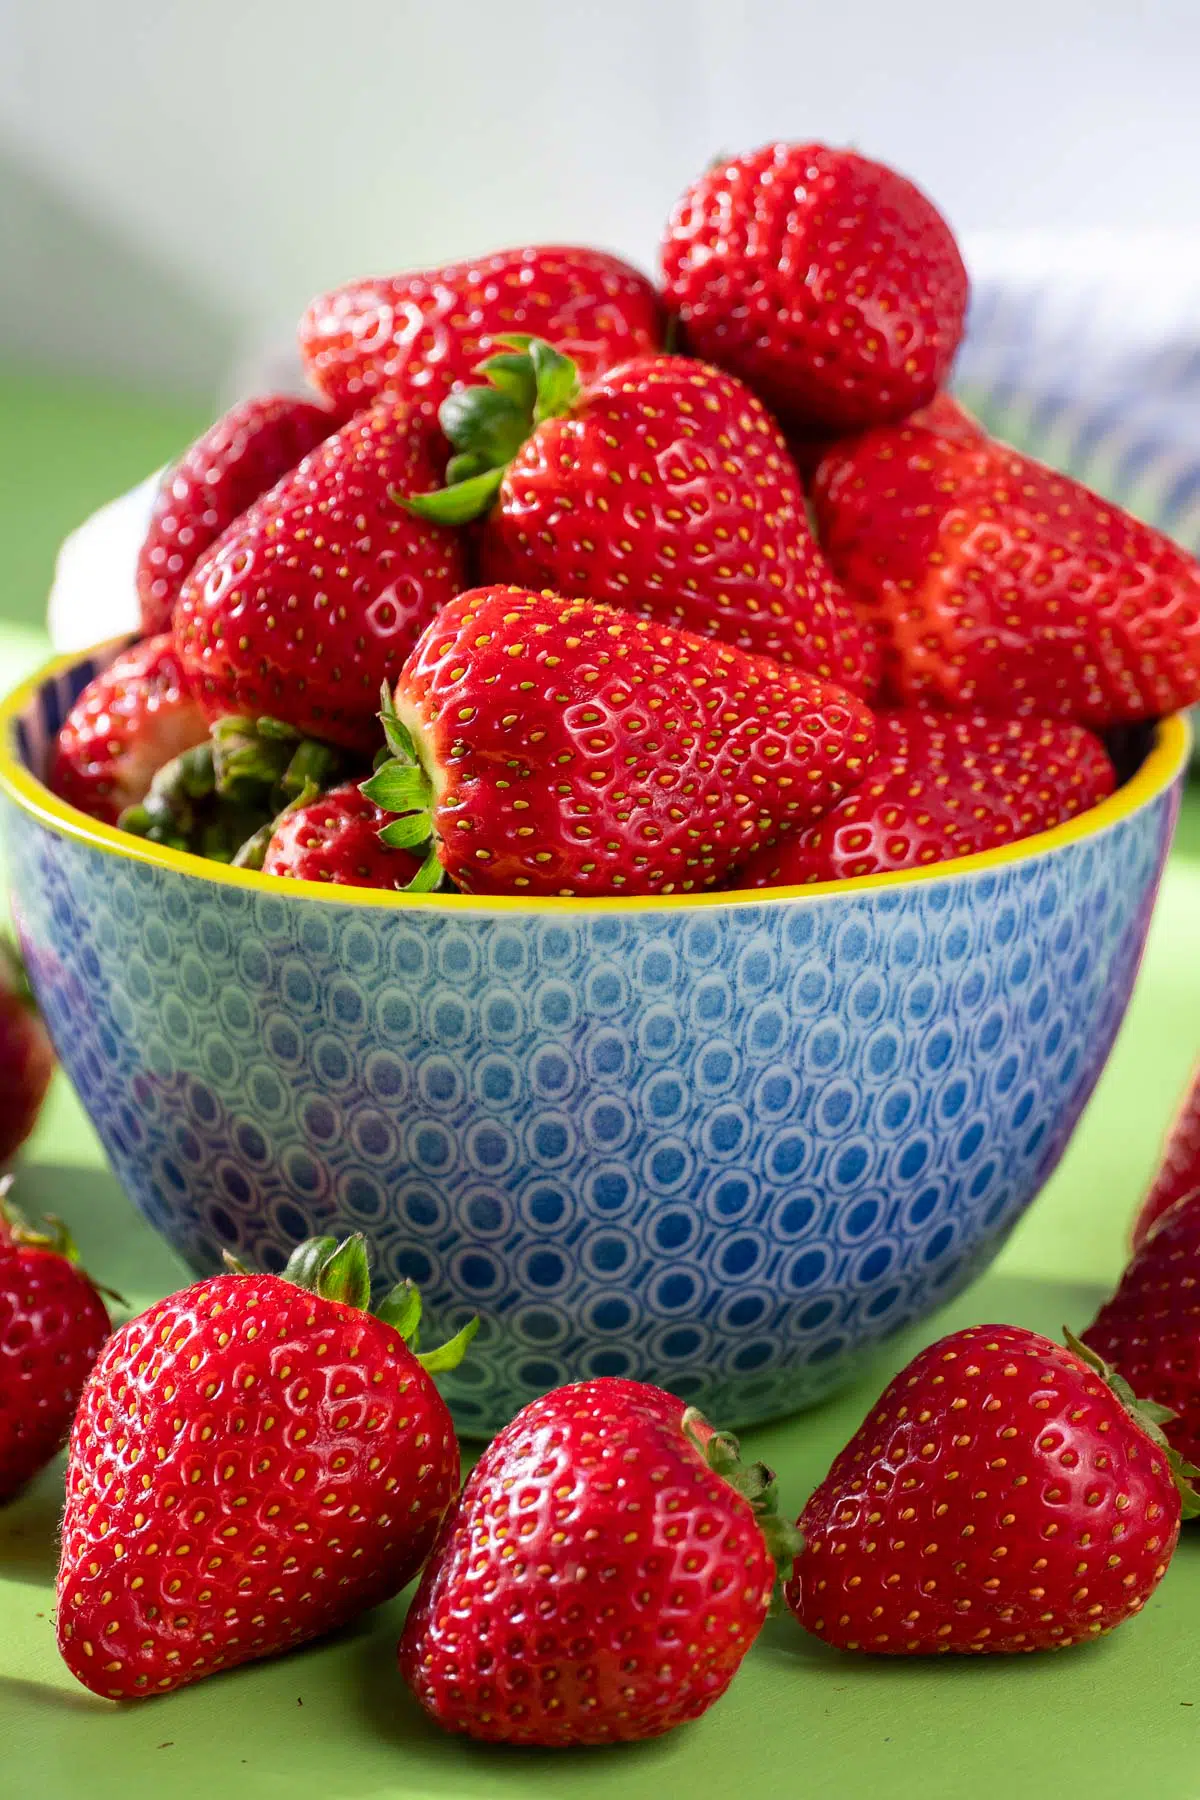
785,1324,1194,1656
661,143,968,433
813,414,1200,725
0,1183,113,1502
734,710,1115,887
786,389,983,484
368,585,876,898
174,399,466,752
57,1234,475,1699
1085,1191,1200,1471
398,1378,799,1746
299,246,661,417
0,936,54,1165
1133,1062,1200,1248
137,395,340,636
49,635,209,825
261,779,434,892
409,340,874,694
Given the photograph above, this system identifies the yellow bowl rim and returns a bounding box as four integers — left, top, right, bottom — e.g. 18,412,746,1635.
0,639,1191,915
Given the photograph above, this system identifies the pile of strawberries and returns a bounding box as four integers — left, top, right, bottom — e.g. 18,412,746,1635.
2,1067,1200,1742
46,141,1200,897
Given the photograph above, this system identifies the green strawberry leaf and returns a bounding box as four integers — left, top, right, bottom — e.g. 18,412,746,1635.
360,763,431,814
398,466,506,525
682,1405,803,1604
415,1314,480,1375
378,813,434,851
405,847,445,893
316,1235,373,1311
375,1278,422,1342
1063,1327,1200,1520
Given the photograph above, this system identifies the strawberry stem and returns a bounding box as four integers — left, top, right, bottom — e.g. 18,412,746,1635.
681,1405,803,1603
1063,1327,1200,1520
274,1233,479,1371
0,1177,126,1306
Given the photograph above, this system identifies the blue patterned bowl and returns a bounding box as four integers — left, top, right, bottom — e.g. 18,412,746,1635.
0,642,1188,1434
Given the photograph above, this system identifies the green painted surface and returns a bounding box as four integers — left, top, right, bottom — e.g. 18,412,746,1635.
2,394,1200,1797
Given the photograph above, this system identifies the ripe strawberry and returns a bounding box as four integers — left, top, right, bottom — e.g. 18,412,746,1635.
0,935,54,1165
261,779,436,891
1085,1192,1200,1471
174,399,466,752
813,414,1200,725
734,710,1114,887
408,340,874,693
1132,1062,1200,1248
137,395,340,636
368,586,876,898
0,1182,113,1502
785,1324,1194,1656
48,634,209,826
299,246,661,417
661,143,969,433
58,1234,475,1700
786,389,983,483
398,1377,799,1746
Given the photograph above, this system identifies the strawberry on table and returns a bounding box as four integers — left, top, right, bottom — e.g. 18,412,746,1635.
734,711,1115,887
0,936,54,1167
137,395,340,636
406,339,874,692
261,779,436,891
57,1234,475,1699
48,634,209,826
299,245,661,417
0,1182,114,1503
813,412,1200,725
1085,1191,1200,1471
785,1324,1194,1656
368,585,876,898
399,1377,799,1746
1132,1061,1200,1248
174,399,466,752
661,143,969,433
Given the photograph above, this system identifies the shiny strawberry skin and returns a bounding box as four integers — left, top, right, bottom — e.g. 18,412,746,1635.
1086,1193,1200,1469
394,586,876,898
479,354,874,694
399,1378,774,1746
48,635,209,825
174,400,466,752
813,416,1200,725
137,395,340,636
661,143,968,433
0,1224,110,1502
57,1270,459,1699
1133,1063,1200,1248
786,1325,1180,1655
786,389,983,484
734,710,1114,886
300,246,662,416
263,781,423,890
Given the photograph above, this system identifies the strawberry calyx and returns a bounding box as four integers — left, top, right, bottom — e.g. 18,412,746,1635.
399,335,583,526
681,1405,803,1603
269,1232,478,1373
0,1175,126,1306
1063,1327,1200,1520
357,685,444,893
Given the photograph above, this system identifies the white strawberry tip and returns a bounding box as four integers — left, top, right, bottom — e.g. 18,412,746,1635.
244,1231,479,1375
396,335,583,528
681,1404,804,1601
359,684,446,894
1063,1327,1200,1520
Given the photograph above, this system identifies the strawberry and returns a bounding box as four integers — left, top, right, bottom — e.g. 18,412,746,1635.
48,634,209,826
398,1377,799,1746
1132,1061,1200,1248
0,935,54,1165
173,399,466,752
813,414,1200,725
57,1234,475,1700
661,143,969,433
137,395,340,636
299,246,661,417
733,710,1115,887
1085,1192,1200,1471
785,1324,1194,1656
261,779,436,891
0,1182,113,1502
406,339,874,693
366,585,876,898
786,389,983,483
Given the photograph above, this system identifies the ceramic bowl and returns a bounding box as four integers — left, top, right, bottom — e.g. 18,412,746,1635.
0,641,1188,1434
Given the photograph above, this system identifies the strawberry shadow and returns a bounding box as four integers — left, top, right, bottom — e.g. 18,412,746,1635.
0,1465,64,1586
